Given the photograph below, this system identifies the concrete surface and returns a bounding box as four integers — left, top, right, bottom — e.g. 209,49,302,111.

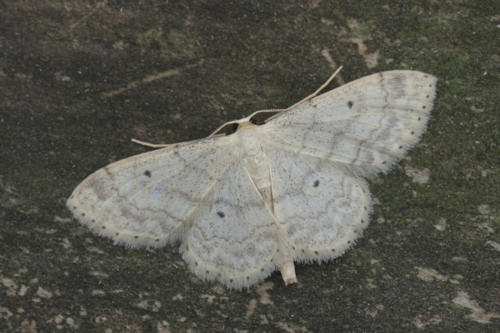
0,1,499,332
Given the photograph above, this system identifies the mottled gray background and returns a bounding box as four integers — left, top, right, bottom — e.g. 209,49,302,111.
1,1,499,332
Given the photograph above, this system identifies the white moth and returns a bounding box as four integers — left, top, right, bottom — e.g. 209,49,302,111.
67,69,437,289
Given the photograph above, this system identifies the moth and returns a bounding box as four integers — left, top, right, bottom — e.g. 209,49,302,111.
67,69,437,289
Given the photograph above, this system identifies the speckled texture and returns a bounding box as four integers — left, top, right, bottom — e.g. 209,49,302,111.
0,1,499,332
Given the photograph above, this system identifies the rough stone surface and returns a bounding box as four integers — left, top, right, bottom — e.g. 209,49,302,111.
1,1,498,332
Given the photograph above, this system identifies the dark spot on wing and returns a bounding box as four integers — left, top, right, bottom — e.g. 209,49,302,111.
347,101,353,109
313,180,320,187
390,75,405,98
144,170,152,177
87,177,109,201
217,211,225,218
103,166,114,178
120,206,148,223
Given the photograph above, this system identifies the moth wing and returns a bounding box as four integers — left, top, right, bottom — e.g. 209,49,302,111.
181,159,281,289
67,136,237,248
262,146,371,262
264,70,437,177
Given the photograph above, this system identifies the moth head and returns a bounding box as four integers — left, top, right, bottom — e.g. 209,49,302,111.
209,109,283,137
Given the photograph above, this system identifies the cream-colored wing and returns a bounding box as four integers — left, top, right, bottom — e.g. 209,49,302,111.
67,135,238,248
264,71,437,177
68,134,281,289
264,147,371,262
181,160,281,289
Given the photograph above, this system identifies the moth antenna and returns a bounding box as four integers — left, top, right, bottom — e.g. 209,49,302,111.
288,66,343,109
131,138,172,149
